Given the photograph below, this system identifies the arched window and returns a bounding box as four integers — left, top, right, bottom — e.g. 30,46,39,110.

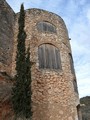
37,21,56,33
38,44,62,69
69,53,75,74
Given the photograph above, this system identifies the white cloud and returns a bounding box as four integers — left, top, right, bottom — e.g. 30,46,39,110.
86,9,90,24
69,7,90,97
78,0,86,6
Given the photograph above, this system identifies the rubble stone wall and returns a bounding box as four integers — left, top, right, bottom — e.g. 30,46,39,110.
11,9,80,120
0,0,15,74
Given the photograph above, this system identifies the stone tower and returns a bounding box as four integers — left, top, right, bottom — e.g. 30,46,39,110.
0,0,82,120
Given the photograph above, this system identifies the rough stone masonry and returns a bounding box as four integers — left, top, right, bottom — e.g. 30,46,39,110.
0,0,82,120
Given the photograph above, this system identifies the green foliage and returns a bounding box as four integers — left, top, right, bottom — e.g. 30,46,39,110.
24,46,32,118
16,3,26,76
11,4,32,119
80,96,90,120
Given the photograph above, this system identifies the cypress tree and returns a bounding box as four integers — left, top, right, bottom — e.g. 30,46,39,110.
12,4,32,118
25,46,32,118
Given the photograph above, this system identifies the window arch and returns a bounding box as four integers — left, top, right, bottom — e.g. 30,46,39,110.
38,44,62,69
37,21,56,33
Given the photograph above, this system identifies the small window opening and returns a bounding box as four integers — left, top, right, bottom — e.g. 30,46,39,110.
77,105,82,120
69,53,75,74
73,79,78,93
37,21,56,33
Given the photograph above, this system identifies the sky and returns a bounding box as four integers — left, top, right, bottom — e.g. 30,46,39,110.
6,0,90,98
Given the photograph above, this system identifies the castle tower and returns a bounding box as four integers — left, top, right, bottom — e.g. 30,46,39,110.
0,1,82,119
11,9,81,120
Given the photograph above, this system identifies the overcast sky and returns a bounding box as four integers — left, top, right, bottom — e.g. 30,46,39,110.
6,0,90,98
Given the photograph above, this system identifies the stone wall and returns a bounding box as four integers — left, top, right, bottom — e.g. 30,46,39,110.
0,72,13,120
11,9,80,120
0,0,15,74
